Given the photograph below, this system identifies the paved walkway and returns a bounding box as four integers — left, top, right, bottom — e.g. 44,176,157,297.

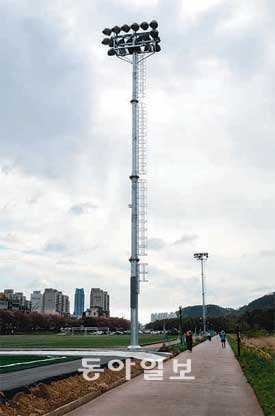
67,336,263,416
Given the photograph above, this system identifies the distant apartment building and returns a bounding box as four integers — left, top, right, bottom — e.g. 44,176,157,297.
151,312,177,322
0,292,9,310
74,288,85,317
89,288,110,317
31,290,43,313
61,294,70,316
0,289,31,312
42,289,70,316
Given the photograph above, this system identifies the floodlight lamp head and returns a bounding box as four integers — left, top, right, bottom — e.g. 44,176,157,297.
150,20,158,29
140,21,149,30
155,44,161,52
102,28,112,36
194,252,208,260
102,20,161,57
151,29,159,39
131,22,139,31
108,48,116,56
112,25,121,34
102,37,111,46
121,24,130,32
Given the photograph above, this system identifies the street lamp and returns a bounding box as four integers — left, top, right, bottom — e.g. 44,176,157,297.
102,22,161,350
194,252,208,335
178,305,183,345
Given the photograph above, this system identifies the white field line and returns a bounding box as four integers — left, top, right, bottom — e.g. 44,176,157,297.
0,356,67,368
0,350,169,363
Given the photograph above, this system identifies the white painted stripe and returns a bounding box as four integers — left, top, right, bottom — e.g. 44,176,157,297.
0,356,67,368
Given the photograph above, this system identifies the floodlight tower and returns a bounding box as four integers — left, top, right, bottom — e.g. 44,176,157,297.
101,21,161,350
194,252,208,335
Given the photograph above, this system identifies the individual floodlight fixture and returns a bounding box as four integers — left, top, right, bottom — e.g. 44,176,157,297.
131,22,140,31
102,28,112,36
194,252,209,335
101,21,161,350
112,25,121,34
107,48,116,56
121,24,130,32
149,20,158,29
140,21,149,30
150,29,159,39
102,38,111,46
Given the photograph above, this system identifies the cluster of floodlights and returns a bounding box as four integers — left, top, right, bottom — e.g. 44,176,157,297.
102,20,161,57
194,253,209,260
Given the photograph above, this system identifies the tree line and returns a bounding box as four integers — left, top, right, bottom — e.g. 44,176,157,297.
145,308,274,334
0,310,130,335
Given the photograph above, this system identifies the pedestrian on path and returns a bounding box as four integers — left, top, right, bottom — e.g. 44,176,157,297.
186,330,193,351
219,330,226,348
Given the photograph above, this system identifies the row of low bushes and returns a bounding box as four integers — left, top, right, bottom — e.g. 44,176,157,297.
227,335,274,416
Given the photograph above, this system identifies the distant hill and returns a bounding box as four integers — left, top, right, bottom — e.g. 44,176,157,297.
176,293,274,319
181,304,235,318
238,293,274,314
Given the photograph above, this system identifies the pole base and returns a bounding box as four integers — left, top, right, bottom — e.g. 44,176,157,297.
128,345,141,351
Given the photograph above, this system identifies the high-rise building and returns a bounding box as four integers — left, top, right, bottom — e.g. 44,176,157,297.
42,289,70,316
61,294,70,316
74,288,84,317
90,288,110,317
1,289,31,312
31,290,43,313
42,289,59,315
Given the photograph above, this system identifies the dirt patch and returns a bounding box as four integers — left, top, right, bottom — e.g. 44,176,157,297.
0,360,143,416
243,336,275,351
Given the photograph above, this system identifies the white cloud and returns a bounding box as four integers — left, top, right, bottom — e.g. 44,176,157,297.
179,0,223,23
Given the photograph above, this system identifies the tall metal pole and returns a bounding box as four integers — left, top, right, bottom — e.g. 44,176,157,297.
178,306,183,345
101,21,161,350
201,258,206,334
129,52,140,349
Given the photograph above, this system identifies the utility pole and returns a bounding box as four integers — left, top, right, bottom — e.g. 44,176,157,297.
194,252,208,335
101,21,161,350
178,305,183,344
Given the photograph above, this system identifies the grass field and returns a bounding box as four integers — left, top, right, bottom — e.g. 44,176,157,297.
228,335,275,416
0,334,172,374
0,334,170,349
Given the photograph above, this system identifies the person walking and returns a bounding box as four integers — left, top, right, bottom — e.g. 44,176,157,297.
186,330,193,352
220,330,226,348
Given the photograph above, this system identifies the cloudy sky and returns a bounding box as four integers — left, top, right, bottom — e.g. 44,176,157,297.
0,0,274,322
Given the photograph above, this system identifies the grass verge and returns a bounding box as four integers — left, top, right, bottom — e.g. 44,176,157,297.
227,334,275,416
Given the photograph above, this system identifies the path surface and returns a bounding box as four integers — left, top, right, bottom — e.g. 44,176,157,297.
67,336,263,416
0,356,117,391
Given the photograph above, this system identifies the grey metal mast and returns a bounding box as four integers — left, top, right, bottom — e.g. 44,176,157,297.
194,252,208,335
130,51,139,348
101,21,161,350
201,258,206,334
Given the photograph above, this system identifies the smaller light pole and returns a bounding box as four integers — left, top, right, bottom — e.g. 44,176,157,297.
194,252,208,335
178,305,183,344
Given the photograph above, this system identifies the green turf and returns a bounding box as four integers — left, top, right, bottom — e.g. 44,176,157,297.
0,355,79,374
228,335,275,416
0,334,172,373
0,334,170,349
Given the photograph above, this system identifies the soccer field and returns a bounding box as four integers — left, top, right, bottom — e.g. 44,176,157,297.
0,334,171,373
0,334,169,349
